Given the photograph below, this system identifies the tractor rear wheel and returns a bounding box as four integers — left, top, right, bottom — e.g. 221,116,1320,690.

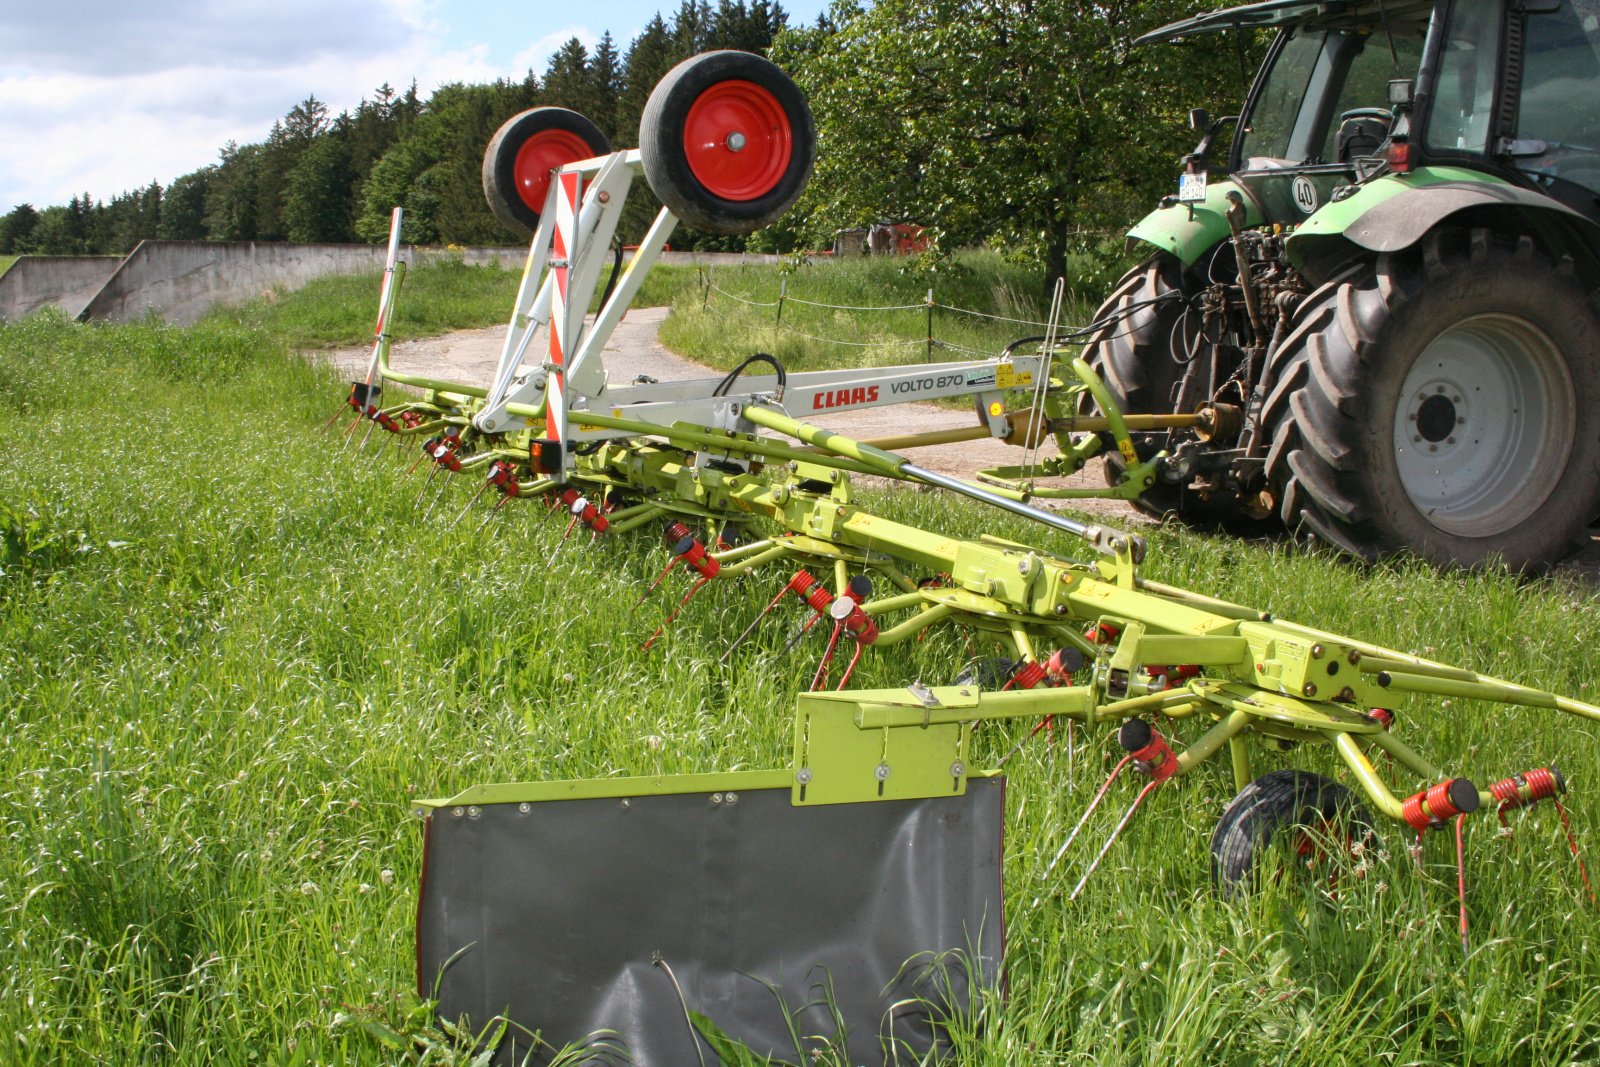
1081,253,1255,525
1210,769,1373,897
1261,229,1600,571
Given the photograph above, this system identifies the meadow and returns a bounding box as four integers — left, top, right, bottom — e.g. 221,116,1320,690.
3,257,1600,1064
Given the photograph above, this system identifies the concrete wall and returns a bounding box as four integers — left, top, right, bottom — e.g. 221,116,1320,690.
0,256,123,321
80,241,407,325
5,242,786,328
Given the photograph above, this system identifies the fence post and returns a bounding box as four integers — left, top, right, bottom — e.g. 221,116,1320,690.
925,288,935,363
776,277,788,346
700,267,709,311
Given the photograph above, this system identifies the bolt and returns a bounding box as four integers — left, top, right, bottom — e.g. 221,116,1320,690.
1338,686,1355,701
467,806,481,819
1348,649,1361,665
950,761,966,778
795,768,812,785
1429,444,1438,452
1054,604,1068,616
518,802,531,814
619,798,630,809
725,792,738,805
597,190,610,203
875,763,891,782
1302,683,1317,697
1310,643,1324,659
1412,435,1422,443
711,793,723,804
727,131,747,152
452,807,464,818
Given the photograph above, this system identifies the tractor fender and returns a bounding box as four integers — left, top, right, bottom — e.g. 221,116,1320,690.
1125,176,1261,267
1286,166,1600,282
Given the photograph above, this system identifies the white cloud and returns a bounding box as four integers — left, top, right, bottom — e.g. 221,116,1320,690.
0,0,526,209
508,26,602,79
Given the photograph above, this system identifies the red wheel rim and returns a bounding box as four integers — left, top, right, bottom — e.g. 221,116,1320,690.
513,128,594,212
682,79,793,201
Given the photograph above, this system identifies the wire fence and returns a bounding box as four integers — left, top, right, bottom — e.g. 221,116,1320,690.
698,271,1081,363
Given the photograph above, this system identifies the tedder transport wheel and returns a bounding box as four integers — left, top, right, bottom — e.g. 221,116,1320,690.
1210,769,1373,897
639,50,815,235
483,108,612,239
1080,252,1254,525
1261,229,1600,571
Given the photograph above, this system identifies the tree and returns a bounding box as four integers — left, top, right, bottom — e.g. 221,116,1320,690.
205,141,263,240
0,203,40,254
160,169,214,239
284,134,357,242
772,0,1248,289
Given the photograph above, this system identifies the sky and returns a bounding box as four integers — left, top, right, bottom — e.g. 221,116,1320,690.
0,0,832,214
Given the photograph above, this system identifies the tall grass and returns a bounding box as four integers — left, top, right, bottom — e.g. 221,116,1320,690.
0,253,16,277
2,264,1598,1063
658,248,1126,376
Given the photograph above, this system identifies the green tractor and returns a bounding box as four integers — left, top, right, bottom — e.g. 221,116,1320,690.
1086,0,1600,570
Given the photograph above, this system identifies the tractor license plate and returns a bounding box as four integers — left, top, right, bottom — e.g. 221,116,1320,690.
1179,171,1207,203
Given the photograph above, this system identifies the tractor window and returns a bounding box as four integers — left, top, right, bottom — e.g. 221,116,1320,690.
1515,1,1600,194
1315,31,1426,163
1238,31,1324,164
1240,25,1425,168
1427,4,1502,155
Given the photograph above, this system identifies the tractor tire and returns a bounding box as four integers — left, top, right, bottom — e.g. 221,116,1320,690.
1210,769,1373,898
639,51,815,235
1080,253,1255,526
1260,228,1600,571
482,107,612,240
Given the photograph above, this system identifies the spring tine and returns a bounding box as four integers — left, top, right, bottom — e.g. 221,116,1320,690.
321,407,347,431
634,557,682,606
356,418,379,453
450,484,491,529
1045,754,1135,876
339,415,363,450
420,473,453,522
414,464,440,507
808,621,844,691
642,575,714,652
1068,779,1164,901
719,584,796,665
475,495,511,534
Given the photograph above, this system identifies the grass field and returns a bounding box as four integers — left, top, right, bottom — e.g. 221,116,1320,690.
4,262,1600,1063
0,254,16,277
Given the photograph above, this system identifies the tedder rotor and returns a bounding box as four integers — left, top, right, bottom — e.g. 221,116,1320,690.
331,50,1599,1066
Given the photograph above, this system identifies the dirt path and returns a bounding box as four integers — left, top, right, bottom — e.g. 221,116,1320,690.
327,307,1144,522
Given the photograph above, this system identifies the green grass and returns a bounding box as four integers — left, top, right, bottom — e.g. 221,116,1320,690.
0,254,16,277
3,266,1600,1063
659,248,1124,376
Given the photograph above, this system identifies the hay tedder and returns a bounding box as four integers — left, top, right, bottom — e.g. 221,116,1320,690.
335,48,1599,1066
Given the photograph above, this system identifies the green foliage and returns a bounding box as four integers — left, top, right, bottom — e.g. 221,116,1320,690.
771,0,1258,286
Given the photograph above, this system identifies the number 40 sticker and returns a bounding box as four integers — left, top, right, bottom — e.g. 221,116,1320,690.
1178,171,1207,203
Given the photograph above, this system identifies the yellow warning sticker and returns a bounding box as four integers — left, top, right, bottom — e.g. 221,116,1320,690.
995,363,1034,390
988,401,1004,417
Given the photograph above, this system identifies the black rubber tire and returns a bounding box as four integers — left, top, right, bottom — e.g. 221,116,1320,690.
1080,253,1261,525
1210,769,1373,898
482,108,612,239
1260,228,1600,571
639,51,815,235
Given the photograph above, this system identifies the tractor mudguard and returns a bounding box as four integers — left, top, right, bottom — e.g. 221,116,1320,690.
1286,166,1600,280
1126,176,1260,266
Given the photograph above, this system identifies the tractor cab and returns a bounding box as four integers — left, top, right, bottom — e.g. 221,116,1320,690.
1143,0,1600,239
